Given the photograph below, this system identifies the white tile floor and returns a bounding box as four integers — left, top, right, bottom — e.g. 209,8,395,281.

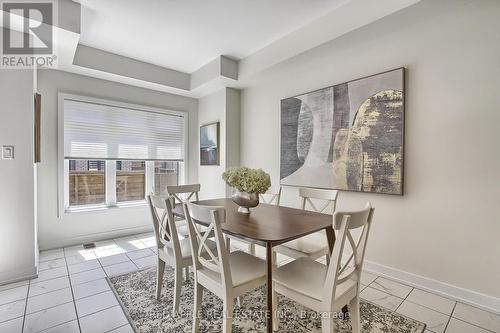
0,232,499,333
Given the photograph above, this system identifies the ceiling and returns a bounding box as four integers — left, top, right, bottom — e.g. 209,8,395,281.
79,0,345,73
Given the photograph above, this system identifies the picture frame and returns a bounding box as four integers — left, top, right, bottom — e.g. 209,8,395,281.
280,68,405,195
200,122,220,166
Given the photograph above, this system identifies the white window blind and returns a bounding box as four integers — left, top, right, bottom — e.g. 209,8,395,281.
63,99,185,161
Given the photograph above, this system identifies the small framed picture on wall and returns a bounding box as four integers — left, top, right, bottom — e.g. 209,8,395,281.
200,122,220,166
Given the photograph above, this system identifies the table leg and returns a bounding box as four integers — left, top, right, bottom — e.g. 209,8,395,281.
266,242,273,333
325,226,336,254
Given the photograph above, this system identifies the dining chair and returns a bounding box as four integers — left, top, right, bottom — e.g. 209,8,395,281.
272,202,375,332
259,187,282,205
183,202,267,333
147,194,216,314
274,187,338,264
167,184,200,205
166,184,201,237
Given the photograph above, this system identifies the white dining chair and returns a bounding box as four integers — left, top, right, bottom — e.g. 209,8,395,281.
275,187,338,264
259,187,282,206
166,184,201,237
272,202,375,332
167,184,200,204
147,194,216,314
183,202,267,333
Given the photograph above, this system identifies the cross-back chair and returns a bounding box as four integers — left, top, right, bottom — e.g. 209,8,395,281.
259,187,282,205
183,202,267,333
165,184,201,238
272,202,375,332
147,194,216,314
167,184,200,206
275,187,339,263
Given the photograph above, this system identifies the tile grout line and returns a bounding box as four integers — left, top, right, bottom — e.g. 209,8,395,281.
25,281,70,299
442,302,457,333
448,316,497,333
450,302,499,332
103,323,129,333
21,278,31,333
38,258,66,272
393,284,413,313
402,298,456,317
63,248,83,333
34,318,76,333
77,304,121,321
0,282,30,294
74,289,111,303
22,300,74,316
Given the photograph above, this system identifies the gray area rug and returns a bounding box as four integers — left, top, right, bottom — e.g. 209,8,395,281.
108,267,426,333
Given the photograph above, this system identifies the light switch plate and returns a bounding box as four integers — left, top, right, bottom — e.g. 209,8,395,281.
2,146,14,159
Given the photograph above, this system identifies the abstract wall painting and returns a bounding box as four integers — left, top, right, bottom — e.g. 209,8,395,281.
280,68,405,195
200,122,220,165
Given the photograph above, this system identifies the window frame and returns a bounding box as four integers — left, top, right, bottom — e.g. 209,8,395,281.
58,93,188,216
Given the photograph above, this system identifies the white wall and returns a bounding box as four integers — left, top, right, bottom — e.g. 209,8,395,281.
198,88,241,199
36,70,198,250
225,88,241,197
240,0,500,308
0,67,37,283
198,89,226,199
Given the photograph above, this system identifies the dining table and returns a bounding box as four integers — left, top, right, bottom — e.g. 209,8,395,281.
174,198,336,333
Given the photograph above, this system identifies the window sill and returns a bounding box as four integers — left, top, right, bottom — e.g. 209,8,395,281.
64,200,148,214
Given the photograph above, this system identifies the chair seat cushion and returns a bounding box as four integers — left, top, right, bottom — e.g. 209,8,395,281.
278,231,328,255
164,237,216,260
273,257,357,302
200,251,266,287
174,219,190,237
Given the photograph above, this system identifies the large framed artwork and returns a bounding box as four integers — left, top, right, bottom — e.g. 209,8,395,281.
280,68,405,195
200,122,220,166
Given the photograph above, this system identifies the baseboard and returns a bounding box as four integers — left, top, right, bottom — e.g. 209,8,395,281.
0,265,38,286
39,225,153,251
363,259,500,315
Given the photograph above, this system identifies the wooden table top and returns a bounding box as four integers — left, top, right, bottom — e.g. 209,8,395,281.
174,198,333,246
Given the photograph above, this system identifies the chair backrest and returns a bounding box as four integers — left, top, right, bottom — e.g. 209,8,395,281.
299,187,339,214
147,194,182,259
167,184,200,207
259,187,282,205
183,202,232,289
323,202,375,305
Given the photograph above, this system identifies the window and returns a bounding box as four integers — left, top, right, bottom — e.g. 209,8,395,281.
60,94,187,212
116,160,145,202
154,161,179,195
68,159,105,206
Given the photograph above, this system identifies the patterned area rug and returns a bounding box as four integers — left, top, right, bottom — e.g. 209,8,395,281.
108,267,426,333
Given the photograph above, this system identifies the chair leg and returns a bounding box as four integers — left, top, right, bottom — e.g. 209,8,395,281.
321,315,335,333
272,283,279,331
222,298,233,333
225,236,231,252
173,265,183,315
184,266,189,281
349,296,361,333
156,258,165,300
236,297,242,307
192,282,203,333
248,243,255,255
